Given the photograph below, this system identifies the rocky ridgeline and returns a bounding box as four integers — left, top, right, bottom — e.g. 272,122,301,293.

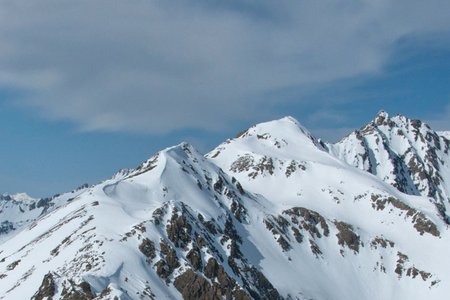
1,112,450,299
328,111,450,223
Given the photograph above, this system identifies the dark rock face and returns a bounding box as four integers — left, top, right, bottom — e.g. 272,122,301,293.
174,253,253,300
285,160,306,177
174,269,251,300
174,269,222,300
31,272,56,300
186,246,202,270
167,209,192,248
156,240,180,280
230,154,275,179
371,194,440,237
60,280,95,300
394,252,432,282
152,205,167,225
264,207,330,255
334,221,360,253
309,239,322,257
243,267,283,300
370,237,395,249
284,207,330,238
6,260,20,271
139,238,156,261
147,201,282,299
204,258,220,279
0,221,14,235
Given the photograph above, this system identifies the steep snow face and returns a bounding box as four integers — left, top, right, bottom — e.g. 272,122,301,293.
207,116,450,299
327,111,450,222
1,116,450,300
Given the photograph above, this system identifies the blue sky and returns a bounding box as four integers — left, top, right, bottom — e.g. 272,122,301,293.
1,0,450,197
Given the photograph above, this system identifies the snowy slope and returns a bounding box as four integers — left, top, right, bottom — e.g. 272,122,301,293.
207,116,449,299
327,111,450,223
1,144,284,299
438,131,450,141
1,115,450,300
0,187,88,243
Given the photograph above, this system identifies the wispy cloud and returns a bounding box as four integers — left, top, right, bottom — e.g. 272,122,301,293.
1,0,450,133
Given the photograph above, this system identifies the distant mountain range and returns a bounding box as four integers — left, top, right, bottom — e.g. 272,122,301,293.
1,112,449,299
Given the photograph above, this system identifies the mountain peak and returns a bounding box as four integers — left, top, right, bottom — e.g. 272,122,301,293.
12,192,35,201
439,131,450,140
208,115,337,177
2,111,450,300
0,192,35,202
263,115,303,128
279,115,301,125
121,142,204,180
161,142,205,162
331,111,450,223
164,141,195,154
234,116,319,146
370,111,431,132
375,109,389,120
373,110,394,126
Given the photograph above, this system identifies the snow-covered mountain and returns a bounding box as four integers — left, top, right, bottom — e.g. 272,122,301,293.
0,187,89,243
327,111,450,223
438,131,450,141
1,113,449,299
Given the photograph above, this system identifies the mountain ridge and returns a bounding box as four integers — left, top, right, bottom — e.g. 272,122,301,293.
1,112,450,300
327,111,450,223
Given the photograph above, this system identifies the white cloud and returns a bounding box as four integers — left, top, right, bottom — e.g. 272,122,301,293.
1,0,450,133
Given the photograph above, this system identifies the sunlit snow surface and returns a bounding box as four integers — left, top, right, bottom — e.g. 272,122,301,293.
1,115,449,299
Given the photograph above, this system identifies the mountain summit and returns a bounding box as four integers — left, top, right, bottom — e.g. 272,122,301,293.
328,111,450,223
1,113,450,300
